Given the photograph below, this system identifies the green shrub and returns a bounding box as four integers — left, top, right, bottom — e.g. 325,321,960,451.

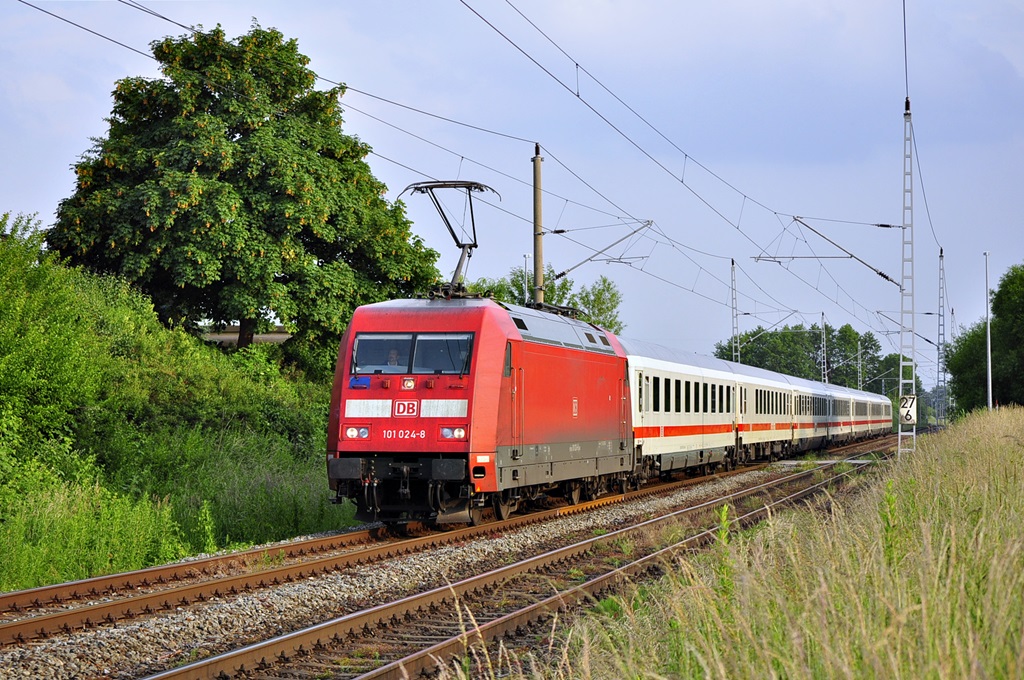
0,214,355,589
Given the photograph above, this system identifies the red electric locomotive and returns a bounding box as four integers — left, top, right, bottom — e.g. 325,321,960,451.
325,180,892,526
326,297,635,524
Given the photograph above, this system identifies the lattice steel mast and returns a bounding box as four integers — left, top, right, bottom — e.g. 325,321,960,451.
898,97,917,458
936,248,948,428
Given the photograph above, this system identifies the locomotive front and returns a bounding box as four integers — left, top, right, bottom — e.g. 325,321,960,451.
326,298,507,524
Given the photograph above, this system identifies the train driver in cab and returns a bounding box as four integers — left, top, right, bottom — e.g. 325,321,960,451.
385,348,404,372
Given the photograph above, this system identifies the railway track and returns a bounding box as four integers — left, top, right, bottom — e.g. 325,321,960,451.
146,445,891,679
0,463,759,647
0,435,895,678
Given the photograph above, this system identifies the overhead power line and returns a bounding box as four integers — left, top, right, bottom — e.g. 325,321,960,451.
25,0,899,343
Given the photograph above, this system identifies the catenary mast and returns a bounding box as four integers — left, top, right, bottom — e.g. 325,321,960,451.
897,97,917,458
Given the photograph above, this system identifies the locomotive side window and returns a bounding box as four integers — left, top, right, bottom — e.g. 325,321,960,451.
503,342,512,377
352,334,414,374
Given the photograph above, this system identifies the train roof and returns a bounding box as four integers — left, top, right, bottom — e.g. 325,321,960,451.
358,299,886,403
357,297,618,355
617,336,887,403
495,300,617,355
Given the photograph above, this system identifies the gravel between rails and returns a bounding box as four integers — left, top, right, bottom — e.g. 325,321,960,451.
0,470,771,679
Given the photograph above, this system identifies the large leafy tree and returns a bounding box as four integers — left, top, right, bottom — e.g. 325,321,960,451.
468,264,625,334
47,24,439,377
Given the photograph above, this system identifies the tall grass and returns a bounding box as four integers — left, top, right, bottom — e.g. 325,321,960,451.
431,408,1023,680
545,407,1024,679
0,483,186,591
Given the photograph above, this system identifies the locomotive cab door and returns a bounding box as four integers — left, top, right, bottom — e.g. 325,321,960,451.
503,341,523,455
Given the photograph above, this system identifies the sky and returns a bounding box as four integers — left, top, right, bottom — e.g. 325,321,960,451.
2,0,1023,391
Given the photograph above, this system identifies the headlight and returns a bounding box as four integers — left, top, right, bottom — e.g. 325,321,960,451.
401,377,416,390
345,426,370,439
440,426,467,440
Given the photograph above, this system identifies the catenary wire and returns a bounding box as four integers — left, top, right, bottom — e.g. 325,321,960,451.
29,0,901,352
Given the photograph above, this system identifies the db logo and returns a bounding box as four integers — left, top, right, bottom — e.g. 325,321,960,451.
394,400,419,417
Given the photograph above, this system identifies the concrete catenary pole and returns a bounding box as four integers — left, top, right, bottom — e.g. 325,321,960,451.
985,251,992,411
532,144,544,305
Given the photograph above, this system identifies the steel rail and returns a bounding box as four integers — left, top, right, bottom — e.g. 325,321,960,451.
369,456,877,679
0,469,748,646
142,454,882,679
2,434,893,649
0,529,377,614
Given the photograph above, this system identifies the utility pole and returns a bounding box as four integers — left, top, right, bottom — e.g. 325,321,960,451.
821,312,827,384
937,249,948,427
985,251,992,411
731,259,741,363
532,143,544,305
858,339,863,390
897,97,917,459
522,253,530,304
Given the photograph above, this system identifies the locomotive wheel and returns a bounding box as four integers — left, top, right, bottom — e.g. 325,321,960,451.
494,491,517,521
468,506,488,526
565,481,582,505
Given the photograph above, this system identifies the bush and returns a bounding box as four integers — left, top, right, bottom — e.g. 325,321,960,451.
0,214,356,590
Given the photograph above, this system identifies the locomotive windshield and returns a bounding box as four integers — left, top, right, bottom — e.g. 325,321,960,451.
352,333,473,375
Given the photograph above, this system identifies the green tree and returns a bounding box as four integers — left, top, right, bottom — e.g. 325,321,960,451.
469,264,625,334
717,322,884,390
946,263,1024,411
863,352,902,401
828,324,882,389
990,264,1024,406
46,23,439,378
945,323,987,411
715,324,819,380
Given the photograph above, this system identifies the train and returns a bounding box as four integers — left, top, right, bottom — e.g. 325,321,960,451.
326,296,893,525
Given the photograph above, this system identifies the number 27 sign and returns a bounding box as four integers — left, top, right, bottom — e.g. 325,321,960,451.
899,395,917,425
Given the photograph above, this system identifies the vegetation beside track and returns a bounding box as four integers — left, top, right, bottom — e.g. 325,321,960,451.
497,407,1021,679
0,215,354,591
